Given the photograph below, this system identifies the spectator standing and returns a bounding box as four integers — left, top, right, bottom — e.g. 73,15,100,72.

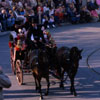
37,3,43,24
0,66,11,100
0,9,7,31
7,10,13,30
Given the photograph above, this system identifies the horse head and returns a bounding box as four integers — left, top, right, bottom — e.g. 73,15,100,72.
70,47,83,62
45,45,57,69
46,45,57,57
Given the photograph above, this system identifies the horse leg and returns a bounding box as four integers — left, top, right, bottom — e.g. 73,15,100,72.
55,66,64,88
69,76,77,96
38,78,43,99
45,76,50,96
60,69,65,89
33,73,39,91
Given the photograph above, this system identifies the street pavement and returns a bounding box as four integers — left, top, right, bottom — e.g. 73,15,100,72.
1,22,100,100
0,31,11,37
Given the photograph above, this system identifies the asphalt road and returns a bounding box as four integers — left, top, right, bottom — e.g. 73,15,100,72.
1,22,100,100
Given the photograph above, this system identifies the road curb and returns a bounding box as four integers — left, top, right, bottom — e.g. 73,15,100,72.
86,48,100,75
0,31,10,37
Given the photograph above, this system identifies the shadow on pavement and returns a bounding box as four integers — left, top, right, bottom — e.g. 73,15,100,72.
4,89,38,99
3,67,100,99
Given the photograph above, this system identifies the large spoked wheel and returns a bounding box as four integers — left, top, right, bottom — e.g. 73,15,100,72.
10,57,16,75
10,48,16,75
16,60,23,85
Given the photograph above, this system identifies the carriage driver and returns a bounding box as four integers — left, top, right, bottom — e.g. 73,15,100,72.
26,21,46,50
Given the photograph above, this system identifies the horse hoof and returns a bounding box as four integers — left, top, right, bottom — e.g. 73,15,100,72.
36,89,40,93
39,97,43,100
70,91,73,95
62,87,64,90
21,83,25,85
74,93,77,96
38,90,40,93
45,92,48,96
35,87,39,91
60,84,64,89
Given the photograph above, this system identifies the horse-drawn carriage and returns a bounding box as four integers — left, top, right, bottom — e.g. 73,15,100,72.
9,29,83,99
8,29,57,85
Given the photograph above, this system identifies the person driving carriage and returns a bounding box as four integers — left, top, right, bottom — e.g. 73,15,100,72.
26,21,46,50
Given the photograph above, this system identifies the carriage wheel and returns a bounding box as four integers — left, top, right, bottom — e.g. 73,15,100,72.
10,57,16,75
10,48,16,75
16,60,23,85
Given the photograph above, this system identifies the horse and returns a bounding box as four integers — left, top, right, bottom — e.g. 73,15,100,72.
45,45,63,80
29,49,50,99
45,45,57,70
56,46,83,96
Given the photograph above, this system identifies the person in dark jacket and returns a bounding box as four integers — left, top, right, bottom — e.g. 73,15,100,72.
26,22,45,50
75,0,82,13
0,9,7,31
67,3,80,24
80,6,92,23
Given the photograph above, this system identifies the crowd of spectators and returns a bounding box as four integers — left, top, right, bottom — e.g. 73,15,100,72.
0,0,100,32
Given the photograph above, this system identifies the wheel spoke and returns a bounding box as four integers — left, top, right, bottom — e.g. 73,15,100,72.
16,60,23,85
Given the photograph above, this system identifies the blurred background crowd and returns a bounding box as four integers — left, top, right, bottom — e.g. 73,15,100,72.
0,0,100,32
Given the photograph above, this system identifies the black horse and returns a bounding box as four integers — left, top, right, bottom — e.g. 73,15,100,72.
56,46,83,96
29,49,50,99
46,45,57,69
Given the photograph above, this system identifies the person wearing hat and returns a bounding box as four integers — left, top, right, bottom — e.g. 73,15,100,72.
26,21,46,50
0,66,11,100
26,22,38,50
0,9,7,31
